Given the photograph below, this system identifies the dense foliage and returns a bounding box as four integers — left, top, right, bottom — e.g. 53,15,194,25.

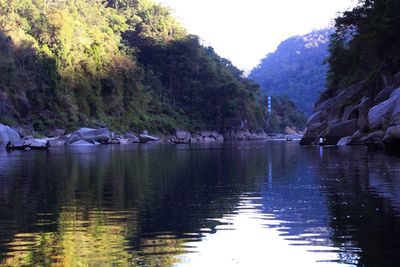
249,29,332,115
0,0,267,133
326,0,400,91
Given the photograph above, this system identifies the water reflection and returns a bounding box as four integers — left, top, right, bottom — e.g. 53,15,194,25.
0,142,399,266
179,195,346,267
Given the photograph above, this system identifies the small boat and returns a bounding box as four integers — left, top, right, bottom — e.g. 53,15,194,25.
6,141,30,151
286,138,293,141
29,141,51,150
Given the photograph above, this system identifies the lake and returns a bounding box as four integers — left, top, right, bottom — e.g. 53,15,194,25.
0,141,400,266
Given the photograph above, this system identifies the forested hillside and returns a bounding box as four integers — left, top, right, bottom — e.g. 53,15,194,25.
0,0,268,134
249,29,332,115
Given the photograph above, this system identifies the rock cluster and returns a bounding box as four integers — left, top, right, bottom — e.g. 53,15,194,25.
301,71,400,150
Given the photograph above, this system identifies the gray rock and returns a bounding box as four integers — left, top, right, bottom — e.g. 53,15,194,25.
300,122,325,145
366,130,385,148
350,130,367,145
199,130,213,138
374,87,396,104
214,133,224,142
337,136,353,146
67,128,111,144
326,119,358,145
12,125,34,137
175,130,190,139
0,124,21,146
394,72,400,87
307,110,325,126
69,140,99,146
357,97,371,132
173,130,191,143
342,104,359,121
390,100,400,126
383,125,400,149
26,138,48,147
139,133,159,143
124,132,140,143
368,95,399,130
48,136,67,147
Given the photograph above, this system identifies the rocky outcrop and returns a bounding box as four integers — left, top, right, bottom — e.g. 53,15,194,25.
0,124,21,146
66,128,111,145
301,71,400,149
170,130,191,143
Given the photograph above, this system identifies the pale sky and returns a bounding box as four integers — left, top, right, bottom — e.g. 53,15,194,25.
157,0,356,72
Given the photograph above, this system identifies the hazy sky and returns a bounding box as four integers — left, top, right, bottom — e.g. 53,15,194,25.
157,0,356,72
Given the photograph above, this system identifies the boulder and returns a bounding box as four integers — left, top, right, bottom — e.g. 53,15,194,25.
337,136,353,146
48,136,67,147
0,124,21,146
300,122,324,145
66,128,111,144
383,125,400,149
374,87,396,104
366,130,385,148
326,119,358,145
342,104,359,121
138,133,159,143
394,72,400,87
350,130,368,145
214,133,224,142
390,101,400,126
12,125,35,137
357,97,371,132
307,110,325,126
199,130,213,138
368,95,398,130
173,130,191,143
26,138,48,147
124,132,140,143
69,140,99,146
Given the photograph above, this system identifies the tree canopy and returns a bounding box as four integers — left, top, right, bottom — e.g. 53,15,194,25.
0,0,269,133
326,0,400,91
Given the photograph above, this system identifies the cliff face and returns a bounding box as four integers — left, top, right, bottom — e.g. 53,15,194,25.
301,71,400,150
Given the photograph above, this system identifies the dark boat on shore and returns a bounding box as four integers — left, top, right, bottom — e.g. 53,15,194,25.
6,141,30,151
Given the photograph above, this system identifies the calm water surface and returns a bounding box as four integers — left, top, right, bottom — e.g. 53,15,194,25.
0,141,400,266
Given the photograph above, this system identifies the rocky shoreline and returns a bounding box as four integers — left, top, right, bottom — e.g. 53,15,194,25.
0,124,302,148
301,71,400,151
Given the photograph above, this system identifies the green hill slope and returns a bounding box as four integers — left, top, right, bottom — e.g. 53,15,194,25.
249,29,332,115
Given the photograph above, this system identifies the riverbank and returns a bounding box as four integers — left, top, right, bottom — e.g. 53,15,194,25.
0,123,303,148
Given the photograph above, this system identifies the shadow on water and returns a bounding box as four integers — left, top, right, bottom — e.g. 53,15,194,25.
0,142,399,266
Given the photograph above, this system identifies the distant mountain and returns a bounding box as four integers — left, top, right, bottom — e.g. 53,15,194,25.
249,28,333,115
